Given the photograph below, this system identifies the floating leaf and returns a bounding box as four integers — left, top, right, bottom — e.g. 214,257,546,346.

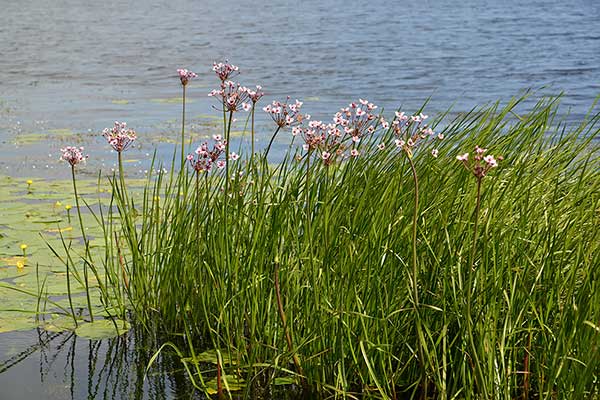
74,319,130,339
48,128,74,136
205,375,245,395
45,226,73,233
182,349,236,365
151,97,196,104
0,315,37,333
272,376,297,386
42,315,79,333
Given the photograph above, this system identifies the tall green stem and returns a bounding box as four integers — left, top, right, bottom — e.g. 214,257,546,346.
250,105,256,158
407,156,426,397
71,165,94,322
265,126,282,161
225,110,234,194
181,84,187,169
466,177,487,396
469,178,482,273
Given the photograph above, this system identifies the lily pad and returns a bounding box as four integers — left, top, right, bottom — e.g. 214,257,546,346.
272,376,297,386
205,375,245,395
74,319,130,339
42,315,79,333
48,128,74,136
151,97,196,104
0,315,38,333
182,349,236,365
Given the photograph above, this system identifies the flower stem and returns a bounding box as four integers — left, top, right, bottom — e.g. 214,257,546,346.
407,156,427,397
265,126,282,161
466,177,487,396
71,165,94,323
274,261,305,380
181,85,187,169
251,105,256,159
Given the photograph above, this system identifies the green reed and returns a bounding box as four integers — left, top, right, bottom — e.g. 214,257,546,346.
60,93,599,399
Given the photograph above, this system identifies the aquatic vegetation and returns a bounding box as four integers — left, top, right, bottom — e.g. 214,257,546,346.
0,62,599,399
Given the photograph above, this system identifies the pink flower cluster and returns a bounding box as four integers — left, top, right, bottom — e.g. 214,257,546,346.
392,112,442,157
208,80,251,112
292,99,386,165
247,85,264,104
298,120,348,166
263,98,307,128
334,99,380,143
177,68,197,86
212,61,239,82
457,146,502,178
102,121,137,153
60,146,88,167
187,135,227,173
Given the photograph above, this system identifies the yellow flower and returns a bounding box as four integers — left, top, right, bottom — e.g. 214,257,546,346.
26,179,33,185
16,260,25,269
20,244,28,251
55,201,62,207
65,204,72,211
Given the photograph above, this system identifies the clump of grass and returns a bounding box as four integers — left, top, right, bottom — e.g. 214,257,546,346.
57,64,600,399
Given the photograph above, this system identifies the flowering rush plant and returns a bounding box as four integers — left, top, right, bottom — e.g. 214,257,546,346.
208,80,252,112
289,99,384,165
333,99,382,144
247,85,264,104
392,112,443,158
457,146,502,178
264,98,307,129
60,146,88,167
102,121,137,152
177,68,197,86
212,61,239,83
187,135,228,173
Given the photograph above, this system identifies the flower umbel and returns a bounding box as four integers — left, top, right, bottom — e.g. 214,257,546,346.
392,112,441,158
208,81,251,113
333,99,379,144
102,121,137,152
187,135,227,173
177,68,198,86
212,61,239,82
60,146,88,167
263,98,306,128
457,146,502,178
247,85,264,104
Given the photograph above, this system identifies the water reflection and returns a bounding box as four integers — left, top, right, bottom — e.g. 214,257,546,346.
0,325,202,400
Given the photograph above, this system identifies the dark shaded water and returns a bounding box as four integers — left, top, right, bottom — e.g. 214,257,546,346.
1,0,599,397
0,327,201,400
1,0,599,177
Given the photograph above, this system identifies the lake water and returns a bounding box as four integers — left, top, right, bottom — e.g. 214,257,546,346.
0,0,599,178
1,0,599,398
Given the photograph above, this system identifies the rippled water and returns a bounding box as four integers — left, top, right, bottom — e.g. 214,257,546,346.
0,0,599,176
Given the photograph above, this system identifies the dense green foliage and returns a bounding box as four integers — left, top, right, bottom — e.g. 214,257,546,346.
69,96,599,399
